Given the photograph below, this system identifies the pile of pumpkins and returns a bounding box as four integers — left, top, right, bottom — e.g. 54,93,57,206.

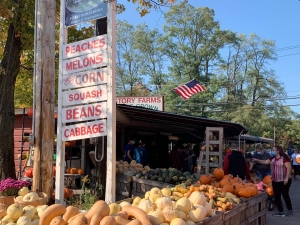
65,167,84,175
15,187,43,204
116,160,151,177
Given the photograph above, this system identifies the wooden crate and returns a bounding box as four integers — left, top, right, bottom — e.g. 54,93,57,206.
116,175,133,201
239,192,268,225
132,176,173,196
222,202,247,225
197,211,223,225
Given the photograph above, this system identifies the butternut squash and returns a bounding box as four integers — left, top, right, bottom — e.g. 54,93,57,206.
85,200,109,222
50,216,66,225
127,220,142,225
114,215,129,225
39,204,66,225
0,209,6,219
62,206,80,222
67,212,87,224
68,213,88,225
122,206,151,225
116,211,128,220
100,215,116,225
89,213,102,225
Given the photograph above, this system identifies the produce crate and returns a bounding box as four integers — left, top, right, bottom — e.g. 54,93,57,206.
239,192,268,225
222,202,247,225
197,211,223,225
131,176,173,196
116,175,133,201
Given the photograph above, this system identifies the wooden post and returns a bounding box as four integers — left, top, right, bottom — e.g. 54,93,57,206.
105,0,116,203
32,0,56,202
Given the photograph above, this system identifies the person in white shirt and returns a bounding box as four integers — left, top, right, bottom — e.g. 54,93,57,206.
291,149,300,180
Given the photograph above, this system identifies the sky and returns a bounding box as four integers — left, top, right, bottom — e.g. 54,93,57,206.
116,0,300,114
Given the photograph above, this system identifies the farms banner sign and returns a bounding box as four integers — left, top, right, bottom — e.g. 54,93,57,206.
65,0,107,27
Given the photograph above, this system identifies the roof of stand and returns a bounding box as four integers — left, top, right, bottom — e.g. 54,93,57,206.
116,104,247,139
227,134,274,144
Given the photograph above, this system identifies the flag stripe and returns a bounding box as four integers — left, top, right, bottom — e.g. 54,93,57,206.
173,79,206,100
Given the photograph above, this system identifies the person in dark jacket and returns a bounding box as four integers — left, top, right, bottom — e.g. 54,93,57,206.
250,144,271,180
133,140,148,167
223,143,251,180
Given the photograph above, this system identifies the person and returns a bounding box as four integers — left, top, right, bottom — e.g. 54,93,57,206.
124,137,135,163
291,148,300,180
252,145,293,217
223,143,251,180
192,143,200,173
250,144,272,180
170,144,183,171
254,177,267,191
183,144,194,173
133,140,148,167
148,140,159,168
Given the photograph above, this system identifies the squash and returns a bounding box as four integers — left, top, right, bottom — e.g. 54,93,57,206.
133,197,142,204
177,211,186,220
89,213,103,225
127,220,142,225
109,203,122,215
122,206,152,225
162,206,178,223
99,216,116,225
36,205,49,218
18,187,29,196
213,168,224,180
67,213,87,224
116,211,128,220
148,210,164,225
119,201,131,208
170,218,186,225
138,200,154,214
175,197,191,214
188,192,206,206
22,192,39,202
16,216,31,225
186,220,195,225
68,213,88,225
62,206,79,222
149,188,163,203
161,188,171,197
85,201,109,222
204,202,212,216
155,197,172,210
262,175,272,185
7,203,23,222
114,215,129,225
32,219,39,225
189,206,207,223
39,204,66,225
2,215,14,223
144,191,150,200
49,216,66,225
22,205,37,220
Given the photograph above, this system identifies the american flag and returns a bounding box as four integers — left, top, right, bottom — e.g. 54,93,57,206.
173,79,206,100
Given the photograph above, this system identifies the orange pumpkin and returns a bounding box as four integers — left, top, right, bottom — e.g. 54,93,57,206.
223,174,233,179
199,175,212,184
266,186,274,196
223,184,234,194
27,107,33,117
238,188,251,198
262,175,272,185
64,188,74,199
296,157,300,164
246,187,258,196
220,178,231,187
66,168,71,174
213,168,224,180
78,169,84,175
25,167,33,178
211,180,221,188
70,168,78,174
224,147,231,153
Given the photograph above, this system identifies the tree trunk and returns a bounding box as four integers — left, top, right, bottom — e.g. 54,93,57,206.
0,24,22,179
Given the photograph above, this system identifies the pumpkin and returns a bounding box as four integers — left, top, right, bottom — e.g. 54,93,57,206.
64,188,74,199
149,188,163,202
262,175,272,185
177,210,186,220
22,205,37,220
18,186,29,196
246,187,258,197
213,168,224,180
175,197,191,214
161,188,171,197
223,184,234,194
66,168,71,174
25,167,33,178
188,192,206,206
70,168,78,174
266,186,274,196
296,157,300,164
170,218,186,225
78,169,84,175
220,179,231,187
237,188,251,198
27,107,33,117
109,203,122,215
16,216,32,225
189,206,207,223
53,166,56,176
162,206,179,223
7,203,23,222
23,192,39,202
148,210,164,225
138,200,154,214
199,175,212,185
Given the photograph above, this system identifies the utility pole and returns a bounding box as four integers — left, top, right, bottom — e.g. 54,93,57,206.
32,0,56,203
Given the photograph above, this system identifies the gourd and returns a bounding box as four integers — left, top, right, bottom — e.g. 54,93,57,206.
204,202,212,216
213,168,224,180
116,211,128,220
99,216,116,225
62,206,79,222
161,188,171,197
119,201,131,208
170,218,186,225
122,206,152,225
7,203,23,222
109,203,122,215
155,197,172,210
16,216,31,225
67,213,87,224
114,215,129,225
2,215,14,223
189,206,207,223
148,210,164,225
22,192,39,202
18,187,29,196
22,205,37,220
31,219,39,225
68,213,88,225
162,206,178,223
85,201,109,222
90,213,102,225
138,200,154,214
175,197,191,214
186,220,195,225
133,197,142,204
127,220,142,225
39,204,66,225
49,217,65,225
36,205,49,218
188,192,206,206
177,211,186,220
144,191,150,200
149,188,162,202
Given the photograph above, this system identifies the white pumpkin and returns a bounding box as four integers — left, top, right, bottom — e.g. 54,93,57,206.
161,188,171,197
2,215,14,223
145,191,150,200
22,206,36,220
36,205,48,218
149,188,163,202
155,197,172,210
6,223,16,225
138,200,154,214
133,197,142,204
7,204,23,222
188,192,206,206
31,219,39,225
177,211,186,220
109,203,122,215
204,201,212,216
18,187,29,196
162,206,179,223
186,220,195,225
170,218,186,225
16,216,31,225
189,206,207,223
119,201,131,208
148,210,165,225
22,192,39,202
175,197,191,214
144,166,150,172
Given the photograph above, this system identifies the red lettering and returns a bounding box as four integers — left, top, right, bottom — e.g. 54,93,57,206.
82,43,87,51
99,38,105,47
73,108,79,119
95,105,101,116
66,46,70,55
66,109,72,120
68,94,73,102
75,127,81,136
80,107,87,118
66,62,73,71
96,54,103,64
75,75,81,84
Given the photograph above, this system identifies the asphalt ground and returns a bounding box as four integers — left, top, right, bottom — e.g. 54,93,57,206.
266,178,300,225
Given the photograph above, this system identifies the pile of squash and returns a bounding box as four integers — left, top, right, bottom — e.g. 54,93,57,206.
116,160,151,177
